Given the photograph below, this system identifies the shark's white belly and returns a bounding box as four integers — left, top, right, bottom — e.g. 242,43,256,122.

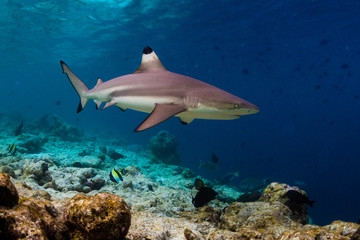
111,96,238,120
113,96,178,113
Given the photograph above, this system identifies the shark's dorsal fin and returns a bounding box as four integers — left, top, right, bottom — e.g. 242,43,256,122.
134,103,187,132
133,46,166,73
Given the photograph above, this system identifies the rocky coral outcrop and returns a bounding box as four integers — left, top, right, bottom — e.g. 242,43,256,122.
148,130,181,165
0,175,132,240
29,114,84,142
0,173,19,208
23,159,52,186
0,193,68,239
220,201,301,237
280,220,360,239
261,182,309,224
65,193,131,240
18,134,48,153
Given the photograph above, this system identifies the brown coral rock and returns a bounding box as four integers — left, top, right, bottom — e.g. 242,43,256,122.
0,197,68,240
0,172,19,208
0,205,47,240
220,201,301,238
193,206,221,225
184,228,203,240
280,221,360,239
65,192,131,240
20,198,68,239
261,182,309,224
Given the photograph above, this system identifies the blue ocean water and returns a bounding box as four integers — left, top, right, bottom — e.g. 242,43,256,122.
1,0,359,225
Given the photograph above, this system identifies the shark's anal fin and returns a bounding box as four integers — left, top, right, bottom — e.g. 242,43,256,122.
134,103,187,132
103,101,126,112
117,106,127,112
179,117,194,125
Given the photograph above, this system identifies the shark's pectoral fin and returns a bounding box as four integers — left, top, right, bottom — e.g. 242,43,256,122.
134,103,187,132
179,117,194,125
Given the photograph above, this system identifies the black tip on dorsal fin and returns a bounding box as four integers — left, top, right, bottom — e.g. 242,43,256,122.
143,46,153,54
133,46,166,73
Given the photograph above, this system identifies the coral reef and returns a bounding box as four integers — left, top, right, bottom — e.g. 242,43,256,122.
148,130,181,165
1,172,360,239
0,113,359,239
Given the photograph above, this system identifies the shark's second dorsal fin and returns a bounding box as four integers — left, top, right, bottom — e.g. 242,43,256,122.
95,78,103,87
133,46,166,73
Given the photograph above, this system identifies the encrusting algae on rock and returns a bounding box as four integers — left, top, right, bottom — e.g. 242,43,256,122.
65,193,131,240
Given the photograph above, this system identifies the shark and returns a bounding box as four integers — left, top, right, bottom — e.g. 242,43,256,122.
60,46,259,132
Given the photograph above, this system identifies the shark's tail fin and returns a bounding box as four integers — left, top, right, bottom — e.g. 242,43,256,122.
60,61,89,113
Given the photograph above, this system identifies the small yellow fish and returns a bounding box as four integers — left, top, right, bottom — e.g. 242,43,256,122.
8,143,16,155
109,167,123,183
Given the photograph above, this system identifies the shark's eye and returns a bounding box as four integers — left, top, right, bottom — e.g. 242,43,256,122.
234,103,241,109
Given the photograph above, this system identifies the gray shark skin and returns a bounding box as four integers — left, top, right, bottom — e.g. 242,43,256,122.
60,46,259,132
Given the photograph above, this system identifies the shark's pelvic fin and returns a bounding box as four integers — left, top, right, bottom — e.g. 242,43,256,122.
60,61,89,113
179,117,194,125
103,101,116,109
134,103,187,132
94,79,103,109
94,100,102,109
133,46,167,73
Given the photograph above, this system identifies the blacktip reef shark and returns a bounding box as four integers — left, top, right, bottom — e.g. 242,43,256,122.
60,46,259,132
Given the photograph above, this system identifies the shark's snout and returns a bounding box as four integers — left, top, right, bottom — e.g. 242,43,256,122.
238,102,260,115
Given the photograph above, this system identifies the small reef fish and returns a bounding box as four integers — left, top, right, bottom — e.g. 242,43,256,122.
60,46,259,132
109,167,124,183
8,143,16,155
194,178,205,190
192,186,218,208
199,152,219,171
237,191,262,202
284,190,315,207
